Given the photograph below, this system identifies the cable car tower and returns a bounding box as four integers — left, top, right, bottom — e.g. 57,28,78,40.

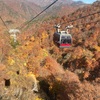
9,29,20,43
53,24,73,48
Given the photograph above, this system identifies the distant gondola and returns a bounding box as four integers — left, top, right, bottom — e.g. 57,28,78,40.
53,25,73,48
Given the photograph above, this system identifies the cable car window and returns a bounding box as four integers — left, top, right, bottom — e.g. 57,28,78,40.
61,36,65,38
61,38,67,43
61,36,71,44
67,36,71,43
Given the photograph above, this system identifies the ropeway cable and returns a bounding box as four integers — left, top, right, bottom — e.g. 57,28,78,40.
0,16,9,31
18,0,58,30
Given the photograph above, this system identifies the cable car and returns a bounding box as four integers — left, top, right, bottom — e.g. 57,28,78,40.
53,25,73,48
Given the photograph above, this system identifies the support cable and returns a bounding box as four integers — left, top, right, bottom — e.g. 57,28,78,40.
0,16,9,31
18,0,58,30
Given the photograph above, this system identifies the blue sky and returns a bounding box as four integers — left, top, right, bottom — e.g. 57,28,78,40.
74,0,96,4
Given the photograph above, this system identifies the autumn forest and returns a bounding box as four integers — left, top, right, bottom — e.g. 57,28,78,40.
0,0,100,100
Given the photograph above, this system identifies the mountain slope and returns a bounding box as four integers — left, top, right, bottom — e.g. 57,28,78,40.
0,0,41,27
0,1,100,100
38,0,86,21
27,0,84,7
27,0,73,7
14,1,100,99
27,0,86,22
0,0,86,28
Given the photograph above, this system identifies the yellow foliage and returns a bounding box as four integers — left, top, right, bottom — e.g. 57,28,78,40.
37,49,49,61
24,41,34,48
35,98,44,100
30,36,35,41
42,31,48,40
92,58,96,61
27,72,35,77
93,46,100,51
24,62,27,66
8,57,15,65
26,72,38,82
7,71,14,75
42,49,48,57
11,80,17,85
56,77,61,81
